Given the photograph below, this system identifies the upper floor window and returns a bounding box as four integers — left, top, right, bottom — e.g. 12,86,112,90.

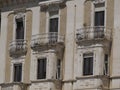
13,63,22,82
94,2,105,26
83,53,93,76
49,11,59,33
15,18,24,39
37,58,47,79
94,11,104,26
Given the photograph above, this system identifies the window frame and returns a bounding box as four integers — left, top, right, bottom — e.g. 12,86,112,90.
56,59,61,79
37,58,47,79
91,2,106,27
46,10,60,34
83,53,94,76
13,63,22,82
13,13,26,41
103,54,109,75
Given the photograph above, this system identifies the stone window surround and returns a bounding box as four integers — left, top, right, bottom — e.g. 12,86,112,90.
46,9,60,34
10,58,25,83
91,0,106,27
13,12,26,41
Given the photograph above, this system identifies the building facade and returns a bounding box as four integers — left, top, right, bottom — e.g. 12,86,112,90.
0,0,120,90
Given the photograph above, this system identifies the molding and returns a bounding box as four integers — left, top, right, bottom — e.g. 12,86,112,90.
76,75,109,79
31,79,62,83
39,0,64,6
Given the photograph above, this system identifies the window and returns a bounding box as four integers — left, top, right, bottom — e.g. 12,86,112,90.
49,11,59,43
94,11,104,26
83,53,93,76
94,11,105,38
16,18,24,40
13,63,22,82
104,54,109,75
37,58,47,79
93,3,105,38
49,18,58,33
56,59,61,79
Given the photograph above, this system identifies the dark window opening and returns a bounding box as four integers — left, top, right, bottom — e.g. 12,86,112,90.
56,59,61,79
37,58,46,79
14,63,22,82
94,11,105,38
49,18,58,32
104,54,109,75
16,18,24,40
49,18,58,43
83,53,93,76
94,11,104,26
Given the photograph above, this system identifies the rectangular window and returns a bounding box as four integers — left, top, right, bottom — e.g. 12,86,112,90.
49,18,58,32
94,11,105,38
37,58,47,79
14,63,22,82
104,54,109,75
49,11,59,43
94,11,104,26
56,59,61,79
16,18,24,39
83,53,93,76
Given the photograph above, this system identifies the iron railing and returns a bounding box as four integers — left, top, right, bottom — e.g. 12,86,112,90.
31,32,64,49
76,26,112,42
9,39,27,57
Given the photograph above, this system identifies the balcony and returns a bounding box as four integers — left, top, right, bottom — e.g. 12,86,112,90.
76,26,112,46
9,39,28,58
31,32,64,51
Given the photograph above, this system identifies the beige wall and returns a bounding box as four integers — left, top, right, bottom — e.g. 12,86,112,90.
106,0,114,29
106,0,114,76
24,10,32,83
40,9,46,34
5,13,14,82
60,5,67,35
4,10,33,83
84,1,91,27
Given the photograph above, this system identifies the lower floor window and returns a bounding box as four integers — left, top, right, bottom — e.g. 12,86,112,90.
83,53,93,76
14,63,22,82
56,59,61,79
104,54,109,75
37,58,46,79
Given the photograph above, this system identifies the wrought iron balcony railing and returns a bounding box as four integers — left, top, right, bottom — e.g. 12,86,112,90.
76,26,112,44
31,32,64,51
9,39,28,57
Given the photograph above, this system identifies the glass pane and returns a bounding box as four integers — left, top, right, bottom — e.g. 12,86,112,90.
94,11,104,26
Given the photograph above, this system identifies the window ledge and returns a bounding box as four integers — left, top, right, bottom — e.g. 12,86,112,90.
62,79,76,83
76,75,109,79
110,76,120,79
39,0,64,6
31,79,62,83
0,82,31,86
